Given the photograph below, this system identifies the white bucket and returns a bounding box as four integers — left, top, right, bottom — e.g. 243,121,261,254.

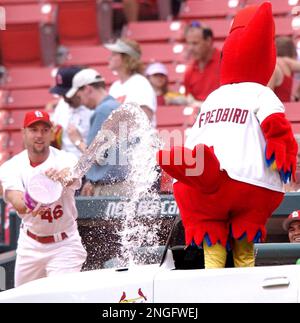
27,173,63,206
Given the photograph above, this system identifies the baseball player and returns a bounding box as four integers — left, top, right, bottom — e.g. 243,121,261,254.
0,110,87,287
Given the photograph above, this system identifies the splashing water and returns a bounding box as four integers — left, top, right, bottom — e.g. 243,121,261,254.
70,102,163,267
115,103,163,267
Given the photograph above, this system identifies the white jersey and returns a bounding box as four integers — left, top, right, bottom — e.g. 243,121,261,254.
185,82,285,192
109,73,157,125
51,99,93,158
0,147,81,235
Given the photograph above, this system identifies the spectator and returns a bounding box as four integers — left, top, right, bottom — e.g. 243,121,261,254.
65,68,129,197
183,21,221,104
282,210,300,243
145,62,186,106
145,62,168,105
104,38,157,125
0,110,87,286
268,36,300,102
49,66,94,159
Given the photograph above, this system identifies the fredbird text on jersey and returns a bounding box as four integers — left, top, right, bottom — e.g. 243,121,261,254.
198,108,249,127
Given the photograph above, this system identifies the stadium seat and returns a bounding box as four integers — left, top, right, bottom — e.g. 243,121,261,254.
1,89,53,111
157,105,197,128
141,43,186,64
1,4,57,66
245,0,298,16
200,18,232,40
274,16,295,36
0,110,26,131
179,0,240,20
91,65,118,85
1,0,40,3
0,110,10,130
165,63,186,85
56,0,101,46
123,20,186,43
62,45,110,66
8,131,24,154
0,151,10,165
3,67,54,90
284,101,300,134
0,132,9,150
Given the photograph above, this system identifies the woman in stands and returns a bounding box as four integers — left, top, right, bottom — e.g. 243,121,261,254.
105,38,157,125
268,36,300,102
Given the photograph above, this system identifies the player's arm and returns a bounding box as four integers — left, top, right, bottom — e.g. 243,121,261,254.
267,63,283,90
45,168,77,187
5,190,27,215
284,56,300,73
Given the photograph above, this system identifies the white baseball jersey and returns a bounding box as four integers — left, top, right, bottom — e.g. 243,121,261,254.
0,147,81,235
51,99,94,158
109,73,157,125
185,82,285,192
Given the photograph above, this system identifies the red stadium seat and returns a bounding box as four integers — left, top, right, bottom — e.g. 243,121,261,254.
123,20,186,43
0,132,10,150
1,4,57,66
153,63,186,86
284,101,300,134
0,151,10,165
91,65,118,85
1,89,53,111
56,0,101,46
157,105,197,128
245,0,298,16
8,131,24,154
0,110,10,130
179,0,240,20
275,16,295,36
0,110,26,131
62,45,110,66
1,0,40,3
141,43,186,64
3,67,54,90
200,18,232,40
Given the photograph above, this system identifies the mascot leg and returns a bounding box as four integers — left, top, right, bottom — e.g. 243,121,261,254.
203,241,227,269
232,238,254,267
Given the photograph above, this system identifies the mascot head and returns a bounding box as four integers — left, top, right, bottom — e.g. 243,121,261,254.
220,2,276,86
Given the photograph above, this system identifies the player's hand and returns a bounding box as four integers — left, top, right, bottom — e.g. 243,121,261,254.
45,167,73,186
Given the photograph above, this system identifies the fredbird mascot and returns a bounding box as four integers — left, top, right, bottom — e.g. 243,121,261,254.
157,2,298,268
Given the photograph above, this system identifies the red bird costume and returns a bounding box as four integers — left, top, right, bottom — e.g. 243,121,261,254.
158,2,298,268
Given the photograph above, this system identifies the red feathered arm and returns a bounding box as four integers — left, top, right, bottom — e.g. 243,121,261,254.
261,113,298,183
157,144,223,192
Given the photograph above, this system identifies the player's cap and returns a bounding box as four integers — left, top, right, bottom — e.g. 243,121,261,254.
145,62,168,76
283,210,300,231
65,68,105,98
24,110,52,128
50,66,83,96
104,39,141,60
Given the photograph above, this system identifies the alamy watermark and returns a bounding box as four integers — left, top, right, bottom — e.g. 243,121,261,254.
0,7,6,30
92,122,204,177
0,266,6,291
